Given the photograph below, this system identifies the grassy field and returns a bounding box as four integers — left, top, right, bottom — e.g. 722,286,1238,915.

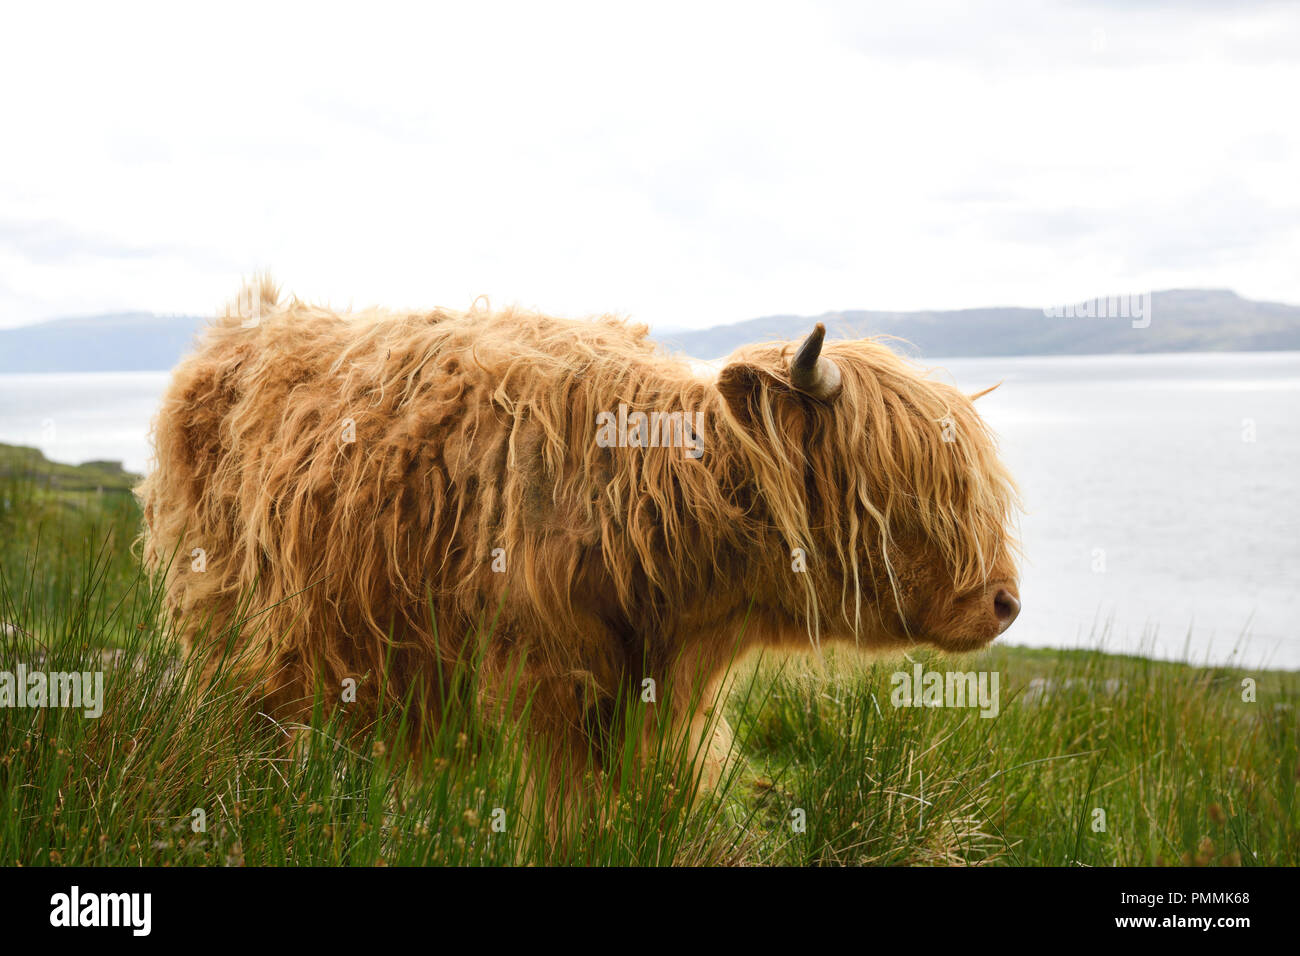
1,443,1295,866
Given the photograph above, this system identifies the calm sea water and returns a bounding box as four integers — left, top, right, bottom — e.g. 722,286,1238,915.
1,353,1297,669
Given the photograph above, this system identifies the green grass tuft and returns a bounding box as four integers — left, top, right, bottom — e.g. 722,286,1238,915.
1,465,1295,866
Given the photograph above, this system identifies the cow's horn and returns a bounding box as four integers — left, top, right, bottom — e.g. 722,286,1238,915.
789,323,842,400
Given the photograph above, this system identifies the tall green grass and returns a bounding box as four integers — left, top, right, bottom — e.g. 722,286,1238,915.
1,469,1295,866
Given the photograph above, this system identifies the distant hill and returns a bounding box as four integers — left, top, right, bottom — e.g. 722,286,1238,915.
657,289,1300,360
0,442,138,492
1,289,1298,372
0,312,205,373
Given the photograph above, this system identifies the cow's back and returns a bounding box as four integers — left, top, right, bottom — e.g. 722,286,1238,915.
137,290,677,720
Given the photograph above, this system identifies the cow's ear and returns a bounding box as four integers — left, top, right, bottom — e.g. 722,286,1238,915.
716,361,813,437
716,361,774,429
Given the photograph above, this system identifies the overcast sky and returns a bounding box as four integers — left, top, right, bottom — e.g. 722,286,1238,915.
1,0,1297,331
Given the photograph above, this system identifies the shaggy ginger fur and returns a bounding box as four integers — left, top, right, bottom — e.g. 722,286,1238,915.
137,278,1020,809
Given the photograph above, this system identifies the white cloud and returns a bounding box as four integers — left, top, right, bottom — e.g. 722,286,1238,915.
0,0,1296,330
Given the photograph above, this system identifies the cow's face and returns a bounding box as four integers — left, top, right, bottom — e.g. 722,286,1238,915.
857,520,1020,654
717,325,1021,653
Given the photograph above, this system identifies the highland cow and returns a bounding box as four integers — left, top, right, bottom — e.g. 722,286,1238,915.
137,278,1020,813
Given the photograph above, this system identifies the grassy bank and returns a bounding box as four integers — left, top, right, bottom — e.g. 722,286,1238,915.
0,444,1295,866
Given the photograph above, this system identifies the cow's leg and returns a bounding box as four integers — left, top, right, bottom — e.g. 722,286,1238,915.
678,695,736,791
646,655,739,794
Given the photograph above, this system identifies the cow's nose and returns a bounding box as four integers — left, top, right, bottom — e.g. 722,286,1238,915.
993,589,1021,631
